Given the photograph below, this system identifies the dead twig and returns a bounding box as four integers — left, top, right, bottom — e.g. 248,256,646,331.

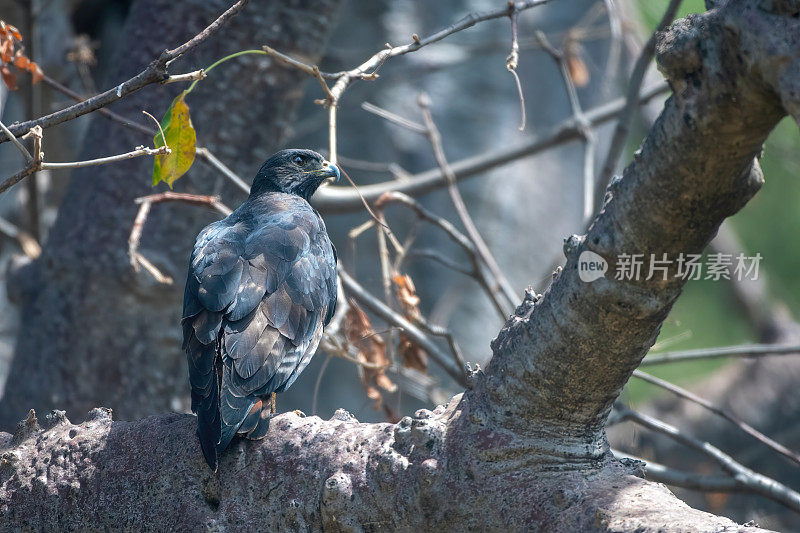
632,369,800,466
128,192,232,283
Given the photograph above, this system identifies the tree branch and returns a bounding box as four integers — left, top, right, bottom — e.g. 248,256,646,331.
0,0,248,143
313,82,669,213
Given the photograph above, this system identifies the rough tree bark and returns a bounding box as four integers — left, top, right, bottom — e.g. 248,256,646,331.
1,0,798,530
0,0,343,427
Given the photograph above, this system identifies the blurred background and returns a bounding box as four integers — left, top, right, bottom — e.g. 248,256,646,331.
0,0,798,529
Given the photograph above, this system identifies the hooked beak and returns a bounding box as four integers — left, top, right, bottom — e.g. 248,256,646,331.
321,160,340,183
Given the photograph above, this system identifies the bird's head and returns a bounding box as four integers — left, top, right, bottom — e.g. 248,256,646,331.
250,149,340,200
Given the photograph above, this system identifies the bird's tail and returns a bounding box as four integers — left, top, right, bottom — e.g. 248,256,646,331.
194,363,221,472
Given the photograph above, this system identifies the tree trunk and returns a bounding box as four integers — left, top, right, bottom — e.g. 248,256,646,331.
0,0,343,427
2,0,797,528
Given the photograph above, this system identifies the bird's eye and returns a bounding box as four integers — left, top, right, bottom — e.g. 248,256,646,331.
292,156,304,166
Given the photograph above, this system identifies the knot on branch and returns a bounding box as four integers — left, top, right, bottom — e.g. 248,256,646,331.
562,234,584,261
392,413,445,460
12,409,40,445
329,408,358,422
655,15,703,87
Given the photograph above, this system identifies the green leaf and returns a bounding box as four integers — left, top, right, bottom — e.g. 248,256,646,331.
152,92,196,187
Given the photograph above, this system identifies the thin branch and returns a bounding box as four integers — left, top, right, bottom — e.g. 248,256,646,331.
400,248,474,277
41,74,156,137
360,102,426,134
264,0,551,163
1,1,248,142
163,0,250,63
506,6,526,131
640,343,800,366
38,145,168,171
0,119,32,164
128,192,232,283
0,126,42,195
418,93,517,311
595,0,682,208
412,314,467,372
374,191,508,319
195,147,251,195
612,449,742,493
632,369,800,466
535,30,596,221
339,268,465,386
163,70,206,84
375,214,397,365
261,45,317,76
313,82,670,213
0,215,41,258
617,406,800,514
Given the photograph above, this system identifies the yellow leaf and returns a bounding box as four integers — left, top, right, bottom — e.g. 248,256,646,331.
152,92,196,187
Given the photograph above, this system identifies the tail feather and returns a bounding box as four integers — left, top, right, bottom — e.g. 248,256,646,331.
195,359,221,472
218,371,257,455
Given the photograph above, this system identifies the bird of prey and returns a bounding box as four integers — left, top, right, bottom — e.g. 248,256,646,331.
181,149,339,471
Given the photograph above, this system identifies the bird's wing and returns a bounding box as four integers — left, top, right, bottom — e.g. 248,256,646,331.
182,219,249,470
218,208,336,448
183,204,337,464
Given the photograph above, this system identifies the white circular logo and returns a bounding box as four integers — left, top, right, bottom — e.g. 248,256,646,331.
578,250,607,282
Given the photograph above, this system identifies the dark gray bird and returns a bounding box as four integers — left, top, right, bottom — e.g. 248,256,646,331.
181,149,339,471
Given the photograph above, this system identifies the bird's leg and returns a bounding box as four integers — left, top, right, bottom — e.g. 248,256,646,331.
269,392,277,415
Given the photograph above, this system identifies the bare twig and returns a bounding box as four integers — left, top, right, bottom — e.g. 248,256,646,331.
128,192,232,282
374,191,508,319
595,0,682,208
400,248,474,277
640,343,800,366
163,0,250,64
163,70,206,84
314,82,670,213
616,405,800,514
375,213,397,365
41,74,156,137
0,215,41,258
612,449,742,493
506,5,526,131
195,147,251,195
535,30,596,221
38,145,168,171
0,0,248,143
360,102,426,134
0,126,42,195
339,268,465,386
264,0,551,163
418,93,517,311
0,119,32,164
632,369,800,466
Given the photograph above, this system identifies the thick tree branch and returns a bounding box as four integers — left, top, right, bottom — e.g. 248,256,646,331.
466,0,798,457
0,1,797,530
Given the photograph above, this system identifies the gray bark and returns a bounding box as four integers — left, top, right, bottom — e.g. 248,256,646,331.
0,0,343,427
2,0,798,529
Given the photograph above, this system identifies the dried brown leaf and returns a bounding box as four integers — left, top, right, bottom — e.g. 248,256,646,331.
6,24,21,42
345,299,396,410
393,273,420,320
392,273,428,372
567,54,589,87
12,52,29,70
398,333,428,373
28,61,43,84
1,66,17,90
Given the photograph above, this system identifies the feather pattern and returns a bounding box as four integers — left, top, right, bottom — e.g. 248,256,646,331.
182,189,337,471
